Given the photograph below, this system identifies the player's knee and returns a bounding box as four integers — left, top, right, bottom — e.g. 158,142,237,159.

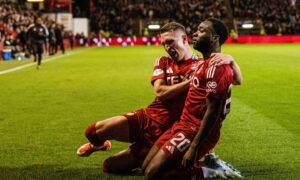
102,158,112,173
102,156,123,173
144,169,154,180
141,164,146,174
142,161,150,174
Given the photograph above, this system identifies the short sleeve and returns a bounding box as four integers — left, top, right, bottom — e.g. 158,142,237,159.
151,56,167,85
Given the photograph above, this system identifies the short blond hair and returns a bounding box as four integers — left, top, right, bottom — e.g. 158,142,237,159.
160,22,186,34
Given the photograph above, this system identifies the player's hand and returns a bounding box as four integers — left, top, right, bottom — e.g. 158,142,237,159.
182,147,197,169
183,74,193,81
210,53,234,66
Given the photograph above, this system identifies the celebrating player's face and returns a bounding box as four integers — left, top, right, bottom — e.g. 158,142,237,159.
192,21,215,53
160,30,186,61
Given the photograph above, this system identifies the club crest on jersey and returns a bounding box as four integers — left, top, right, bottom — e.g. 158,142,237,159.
206,81,217,93
207,81,217,89
153,69,164,76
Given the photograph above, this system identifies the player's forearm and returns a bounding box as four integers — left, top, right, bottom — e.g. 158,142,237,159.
155,80,190,101
231,61,243,85
190,98,222,150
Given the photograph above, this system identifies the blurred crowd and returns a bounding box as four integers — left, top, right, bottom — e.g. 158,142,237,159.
90,0,228,36
231,0,300,35
1,0,300,56
0,0,74,59
0,0,34,40
90,0,300,36
90,0,131,36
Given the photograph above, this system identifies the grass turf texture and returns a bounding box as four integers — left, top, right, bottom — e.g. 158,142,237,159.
0,44,299,179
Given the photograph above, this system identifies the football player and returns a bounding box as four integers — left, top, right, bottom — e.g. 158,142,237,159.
143,18,242,180
77,22,242,176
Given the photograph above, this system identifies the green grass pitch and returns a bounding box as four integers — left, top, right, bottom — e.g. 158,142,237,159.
0,44,299,179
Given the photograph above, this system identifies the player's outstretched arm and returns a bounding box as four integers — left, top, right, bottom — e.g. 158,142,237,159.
153,78,191,101
182,96,223,169
230,60,243,85
209,54,243,85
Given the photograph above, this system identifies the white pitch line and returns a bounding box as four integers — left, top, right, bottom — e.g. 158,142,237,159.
0,49,86,75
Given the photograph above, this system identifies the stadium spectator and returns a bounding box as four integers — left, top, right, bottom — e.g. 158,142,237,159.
17,25,27,52
48,22,56,55
3,33,16,54
68,31,75,49
26,17,48,70
54,24,65,54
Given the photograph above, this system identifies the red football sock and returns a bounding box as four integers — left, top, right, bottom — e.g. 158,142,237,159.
85,123,105,146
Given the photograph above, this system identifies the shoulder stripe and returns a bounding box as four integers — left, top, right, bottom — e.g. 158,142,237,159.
154,57,162,66
155,58,160,66
206,67,211,79
154,56,168,66
210,66,216,78
207,66,212,78
207,66,216,79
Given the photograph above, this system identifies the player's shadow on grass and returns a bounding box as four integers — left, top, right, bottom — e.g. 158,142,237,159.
0,165,143,180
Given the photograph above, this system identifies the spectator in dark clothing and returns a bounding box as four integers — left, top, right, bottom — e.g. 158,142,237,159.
54,24,65,54
26,17,48,70
48,23,56,55
17,25,27,52
68,31,75,49
3,34,18,56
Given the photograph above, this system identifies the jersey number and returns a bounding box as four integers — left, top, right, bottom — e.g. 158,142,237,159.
170,133,191,152
223,84,232,115
224,97,231,115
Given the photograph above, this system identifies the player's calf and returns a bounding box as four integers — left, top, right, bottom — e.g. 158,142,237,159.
102,157,132,173
102,158,111,173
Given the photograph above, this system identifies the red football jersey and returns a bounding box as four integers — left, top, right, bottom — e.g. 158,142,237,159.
144,54,199,128
180,58,233,126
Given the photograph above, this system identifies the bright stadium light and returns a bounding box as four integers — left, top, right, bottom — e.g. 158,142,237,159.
242,23,254,29
27,0,44,2
148,24,160,30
